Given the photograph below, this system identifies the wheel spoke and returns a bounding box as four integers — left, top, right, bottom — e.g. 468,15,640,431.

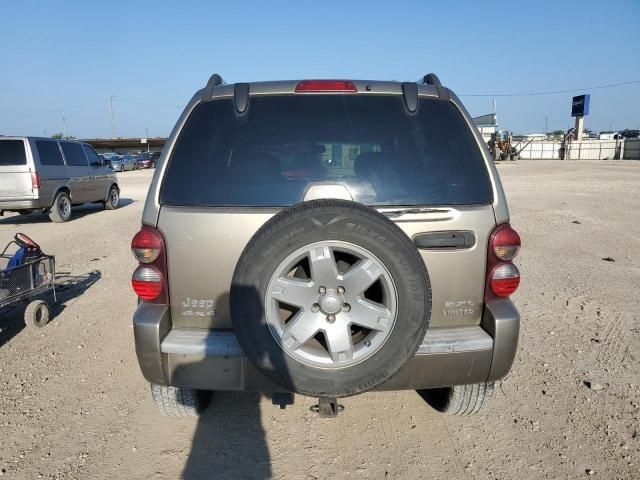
280,312,322,350
270,277,315,308
325,325,354,362
308,245,339,285
340,259,382,295
348,299,392,332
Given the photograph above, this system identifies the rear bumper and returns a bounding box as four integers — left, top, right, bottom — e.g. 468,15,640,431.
0,198,44,211
133,300,520,393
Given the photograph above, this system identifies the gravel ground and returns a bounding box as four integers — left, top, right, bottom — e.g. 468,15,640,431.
0,161,638,480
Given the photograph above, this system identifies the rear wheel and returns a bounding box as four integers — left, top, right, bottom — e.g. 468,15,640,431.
24,300,50,328
418,382,495,415
104,185,119,210
49,191,72,223
150,384,212,417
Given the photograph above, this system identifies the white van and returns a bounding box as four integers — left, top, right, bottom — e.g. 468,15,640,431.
0,137,119,222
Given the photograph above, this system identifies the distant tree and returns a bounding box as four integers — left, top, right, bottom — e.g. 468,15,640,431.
51,133,76,140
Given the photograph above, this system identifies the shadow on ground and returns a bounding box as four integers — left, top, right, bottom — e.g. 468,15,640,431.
0,269,101,348
181,392,271,480
0,198,134,225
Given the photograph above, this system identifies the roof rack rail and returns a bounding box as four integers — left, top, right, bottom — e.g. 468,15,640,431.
201,74,226,101
418,73,442,87
206,74,225,87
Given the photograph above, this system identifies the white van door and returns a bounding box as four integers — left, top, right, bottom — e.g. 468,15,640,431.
60,141,92,203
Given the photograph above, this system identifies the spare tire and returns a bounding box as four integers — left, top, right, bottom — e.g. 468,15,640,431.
231,199,431,398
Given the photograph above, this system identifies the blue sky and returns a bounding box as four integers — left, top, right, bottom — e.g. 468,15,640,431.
1,0,639,138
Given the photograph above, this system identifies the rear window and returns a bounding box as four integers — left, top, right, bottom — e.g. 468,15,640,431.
36,141,65,166
61,142,88,167
160,95,492,207
0,140,27,166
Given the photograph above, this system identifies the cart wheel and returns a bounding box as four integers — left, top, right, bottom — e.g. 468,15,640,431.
24,300,50,328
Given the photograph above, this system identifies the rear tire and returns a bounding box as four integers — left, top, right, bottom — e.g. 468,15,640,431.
418,382,495,415
104,185,119,210
24,300,50,328
49,191,72,223
150,384,212,417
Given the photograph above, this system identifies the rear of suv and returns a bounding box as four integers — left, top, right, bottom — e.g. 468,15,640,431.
132,74,521,417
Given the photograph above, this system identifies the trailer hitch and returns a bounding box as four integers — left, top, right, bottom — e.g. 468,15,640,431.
310,397,344,418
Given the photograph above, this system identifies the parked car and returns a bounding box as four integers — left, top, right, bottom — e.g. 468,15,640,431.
0,137,120,222
132,74,521,418
135,152,155,169
109,155,136,172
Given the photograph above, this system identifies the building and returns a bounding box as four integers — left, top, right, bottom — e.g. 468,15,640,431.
82,137,167,154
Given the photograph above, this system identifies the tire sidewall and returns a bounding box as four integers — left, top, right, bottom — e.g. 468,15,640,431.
51,192,72,222
231,201,431,397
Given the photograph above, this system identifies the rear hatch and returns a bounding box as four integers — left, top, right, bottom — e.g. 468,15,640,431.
156,89,496,330
0,139,33,200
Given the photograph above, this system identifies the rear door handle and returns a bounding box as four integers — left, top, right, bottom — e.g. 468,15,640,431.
413,231,476,250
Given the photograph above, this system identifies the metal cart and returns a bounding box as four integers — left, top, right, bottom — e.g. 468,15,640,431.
0,233,56,327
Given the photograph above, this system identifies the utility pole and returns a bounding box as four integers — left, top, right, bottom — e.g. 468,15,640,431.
545,117,548,135
145,128,149,151
62,112,67,139
109,95,117,138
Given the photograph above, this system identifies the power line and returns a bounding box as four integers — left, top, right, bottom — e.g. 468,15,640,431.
459,79,640,97
0,99,108,119
118,99,182,109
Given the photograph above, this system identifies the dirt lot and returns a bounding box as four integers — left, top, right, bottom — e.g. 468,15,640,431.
0,160,638,480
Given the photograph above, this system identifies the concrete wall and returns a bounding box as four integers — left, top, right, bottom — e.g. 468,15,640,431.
514,138,639,160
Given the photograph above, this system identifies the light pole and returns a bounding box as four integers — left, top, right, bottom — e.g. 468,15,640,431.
109,95,117,138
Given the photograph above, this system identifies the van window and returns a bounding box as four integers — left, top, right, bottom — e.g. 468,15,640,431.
83,145,101,167
36,141,65,166
61,142,88,167
160,95,493,207
0,140,27,166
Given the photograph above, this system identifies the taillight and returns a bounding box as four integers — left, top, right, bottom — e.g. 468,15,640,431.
131,227,162,263
131,226,168,303
295,80,357,93
489,263,521,297
491,224,521,260
31,172,41,190
486,223,521,299
132,266,163,300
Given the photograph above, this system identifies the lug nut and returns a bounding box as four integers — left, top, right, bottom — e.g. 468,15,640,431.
311,303,320,312
318,286,326,295
341,303,351,312
337,286,345,294
365,340,371,347
327,314,336,323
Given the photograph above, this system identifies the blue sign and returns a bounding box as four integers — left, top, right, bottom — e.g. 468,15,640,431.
571,94,590,117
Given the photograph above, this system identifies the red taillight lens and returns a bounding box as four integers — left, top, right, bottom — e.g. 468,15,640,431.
491,224,521,261
132,266,163,300
485,223,521,300
295,80,357,93
490,263,521,297
131,226,162,263
31,172,41,190
131,226,168,303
